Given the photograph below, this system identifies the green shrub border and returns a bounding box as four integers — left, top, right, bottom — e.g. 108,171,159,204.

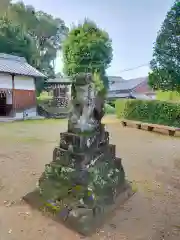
115,99,180,127
105,103,115,114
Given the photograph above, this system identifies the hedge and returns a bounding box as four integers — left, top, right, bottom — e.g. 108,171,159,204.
105,103,115,114
156,90,180,101
115,99,180,127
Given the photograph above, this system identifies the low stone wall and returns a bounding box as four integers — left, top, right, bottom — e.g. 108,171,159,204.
15,107,37,119
37,105,68,119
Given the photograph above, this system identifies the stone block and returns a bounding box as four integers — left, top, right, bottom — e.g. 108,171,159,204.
23,182,134,236
25,72,133,236
108,144,116,157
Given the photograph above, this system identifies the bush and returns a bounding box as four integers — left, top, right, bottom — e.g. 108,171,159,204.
107,100,115,107
156,91,180,101
115,99,127,118
105,103,115,114
115,99,180,127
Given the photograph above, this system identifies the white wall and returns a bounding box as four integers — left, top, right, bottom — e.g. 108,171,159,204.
67,85,71,98
0,74,36,90
0,73,12,89
14,76,35,90
6,92,12,104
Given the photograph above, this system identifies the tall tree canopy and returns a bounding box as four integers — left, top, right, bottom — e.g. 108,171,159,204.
0,17,39,64
0,0,11,15
148,0,180,92
0,0,68,94
7,1,68,76
62,19,113,89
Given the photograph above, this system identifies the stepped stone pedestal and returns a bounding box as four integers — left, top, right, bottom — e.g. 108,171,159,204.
24,73,133,236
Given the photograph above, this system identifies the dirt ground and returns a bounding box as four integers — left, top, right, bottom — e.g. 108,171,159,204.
0,116,180,240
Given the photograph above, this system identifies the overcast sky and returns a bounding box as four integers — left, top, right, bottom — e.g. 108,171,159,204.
15,0,174,79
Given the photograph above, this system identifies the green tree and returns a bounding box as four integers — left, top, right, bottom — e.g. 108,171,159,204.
0,17,39,65
7,1,68,76
0,0,11,15
148,0,180,92
62,19,113,89
0,1,68,94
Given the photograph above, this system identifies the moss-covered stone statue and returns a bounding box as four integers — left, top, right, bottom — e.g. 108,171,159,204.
25,72,133,236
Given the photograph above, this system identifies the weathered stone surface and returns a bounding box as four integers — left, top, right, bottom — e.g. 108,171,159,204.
59,129,109,152
64,182,133,235
25,73,133,236
66,208,94,235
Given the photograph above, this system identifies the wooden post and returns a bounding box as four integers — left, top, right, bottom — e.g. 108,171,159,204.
34,77,37,116
11,74,15,117
58,84,61,98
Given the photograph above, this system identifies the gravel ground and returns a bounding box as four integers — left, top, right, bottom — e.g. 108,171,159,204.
0,116,180,240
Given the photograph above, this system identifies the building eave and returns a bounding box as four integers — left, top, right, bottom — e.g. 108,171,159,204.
0,54,46,78
0,71,46,78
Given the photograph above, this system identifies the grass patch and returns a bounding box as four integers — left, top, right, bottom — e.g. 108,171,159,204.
131,180,138,193
0,115,117,128
131,179,165,197
0,133,58,144
17,136,52,143
20,118,67,124
37,91,52,102
105,103,115,114
0,118,67,126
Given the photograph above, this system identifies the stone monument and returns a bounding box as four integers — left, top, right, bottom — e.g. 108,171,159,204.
24,72,133,236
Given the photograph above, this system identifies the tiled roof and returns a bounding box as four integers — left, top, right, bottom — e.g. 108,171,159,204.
47,77,72,84
108,76,124,84
0,53,45,78
123,77,148,90
108,76,148,91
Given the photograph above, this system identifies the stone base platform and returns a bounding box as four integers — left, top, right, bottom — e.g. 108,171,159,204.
23,181,134,236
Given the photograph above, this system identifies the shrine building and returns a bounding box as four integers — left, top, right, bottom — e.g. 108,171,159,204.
0,53,45,119
47,77,72,108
